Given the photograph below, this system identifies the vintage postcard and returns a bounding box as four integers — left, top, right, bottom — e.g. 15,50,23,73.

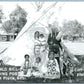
0,1,83,83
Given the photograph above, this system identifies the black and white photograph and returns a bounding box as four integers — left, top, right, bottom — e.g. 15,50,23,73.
0,1,83,83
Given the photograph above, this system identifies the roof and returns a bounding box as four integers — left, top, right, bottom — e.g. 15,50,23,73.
0,33,17,36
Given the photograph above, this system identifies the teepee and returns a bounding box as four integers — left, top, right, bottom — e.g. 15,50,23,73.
0,2,58,66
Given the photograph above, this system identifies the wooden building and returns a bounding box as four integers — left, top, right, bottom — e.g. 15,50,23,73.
0,33,17,41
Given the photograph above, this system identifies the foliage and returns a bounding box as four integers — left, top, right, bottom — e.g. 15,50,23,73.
9,5,27,20
0,7,4,23
2,5,27,34
62,20,84,40
2,20,13,33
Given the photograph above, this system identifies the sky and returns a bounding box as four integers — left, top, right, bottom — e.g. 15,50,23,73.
0,2,84,26
59,2,84,25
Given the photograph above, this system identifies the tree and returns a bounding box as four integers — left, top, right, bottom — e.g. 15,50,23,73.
0,7,4,23
10,5,27,20
62,20,84,40
2,5,27,34
2,20,13,33
9,5,27,34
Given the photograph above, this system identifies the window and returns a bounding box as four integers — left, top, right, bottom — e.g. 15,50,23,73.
2,36,7,41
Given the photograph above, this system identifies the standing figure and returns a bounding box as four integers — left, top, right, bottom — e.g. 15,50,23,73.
39,33,49,74
39,34,47,52
47,27,62,65
34,31,41,58
47,26,63,78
